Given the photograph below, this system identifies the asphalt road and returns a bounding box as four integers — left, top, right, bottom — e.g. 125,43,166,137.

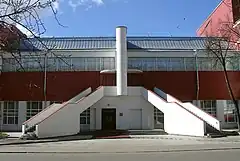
0,149,240,161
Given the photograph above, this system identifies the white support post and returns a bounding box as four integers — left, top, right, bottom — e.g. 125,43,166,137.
116,26,128,96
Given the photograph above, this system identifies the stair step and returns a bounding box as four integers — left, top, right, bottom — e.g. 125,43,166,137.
206,133,226,138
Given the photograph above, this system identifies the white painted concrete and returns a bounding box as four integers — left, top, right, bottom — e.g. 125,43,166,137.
154,87,221,131
217,100,225,126
19,86,233,138
116,26,127,96
66,88,92,103
23,104,62,131
165,102,205,136
6,132,22,138
92,95,154,130
183,103,220,130
36,87,104,138
23,88,92,133
129,109,142,129
18,101,27,130
142,89,205,136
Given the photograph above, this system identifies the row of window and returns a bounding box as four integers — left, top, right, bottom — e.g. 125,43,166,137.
2,57,240,72
0,100,238,125
2,57,115,72
225,100,238,123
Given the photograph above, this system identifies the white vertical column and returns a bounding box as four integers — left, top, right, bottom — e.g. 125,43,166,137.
216,100,225,126
18,101,26,130
116,26,128,96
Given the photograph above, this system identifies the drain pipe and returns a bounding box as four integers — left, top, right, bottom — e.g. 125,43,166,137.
193,49,200,107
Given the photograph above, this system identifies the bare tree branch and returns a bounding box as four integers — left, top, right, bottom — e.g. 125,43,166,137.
206,36,240,131
0,0,73,72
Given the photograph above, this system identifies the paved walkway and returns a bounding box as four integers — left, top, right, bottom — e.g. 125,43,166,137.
1,133,240,146
1,139,240,153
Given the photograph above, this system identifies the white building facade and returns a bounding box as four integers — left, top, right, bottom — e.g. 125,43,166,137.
0,26,239,135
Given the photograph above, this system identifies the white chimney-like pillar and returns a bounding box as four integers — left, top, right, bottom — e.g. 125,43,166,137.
116,26,127,96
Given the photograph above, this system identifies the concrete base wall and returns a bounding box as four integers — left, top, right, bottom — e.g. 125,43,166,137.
0,99,238,132
89,96,154,131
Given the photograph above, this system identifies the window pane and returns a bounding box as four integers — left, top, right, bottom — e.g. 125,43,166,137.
47,58,58,71
142,58,155,71
3,117,7,124
3,101,18,125
8,117,14,124
169,58,184,71
87,117,90,124
102,58,115,70
185,58,195,71
224,100,238,123
156,58,168,71
80,117,87,124
26,101,43,120
58,58,71,71
128,58,142,70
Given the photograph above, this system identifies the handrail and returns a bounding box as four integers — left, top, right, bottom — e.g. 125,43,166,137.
183,103,220,130
23,103,56,125
23,87,94,126
168,94,218,119
37,86,103,125
148,90,205,122
154,87,219,120
153,87,220,130
66,87,91,103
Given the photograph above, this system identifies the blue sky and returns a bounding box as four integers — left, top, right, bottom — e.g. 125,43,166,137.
41,0,222,37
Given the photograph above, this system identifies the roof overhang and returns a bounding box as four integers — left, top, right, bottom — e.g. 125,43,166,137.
100,69,143,74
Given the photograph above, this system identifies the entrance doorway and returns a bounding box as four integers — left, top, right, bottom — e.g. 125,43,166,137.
102,109,116,130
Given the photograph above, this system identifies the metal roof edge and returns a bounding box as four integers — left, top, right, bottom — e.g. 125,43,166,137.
25,36,211,41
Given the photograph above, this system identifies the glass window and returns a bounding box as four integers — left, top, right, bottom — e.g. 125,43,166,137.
3,101,18,124
22,57,44,71
102,57,115,70
198,58,214,71
155,58,169,71
200,100,217,117
168,58,185,71
85,58,98,71
227,57,239,71
26,101,43,120
128,58,143,70
2,58,16,71
224,100,238,123
154,107,164,124
47,58,58,71
185,58,195,71
80,108,90,125
58,57,72,71
142,58,156,71
71,57,85,71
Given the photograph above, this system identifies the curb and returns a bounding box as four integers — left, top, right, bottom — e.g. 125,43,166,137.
0,136,94,146
1,135,240,146
1,147,240,154
130,136,240,142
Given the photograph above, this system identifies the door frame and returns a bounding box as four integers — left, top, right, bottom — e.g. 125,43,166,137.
129,109,142,130
101,108,117,130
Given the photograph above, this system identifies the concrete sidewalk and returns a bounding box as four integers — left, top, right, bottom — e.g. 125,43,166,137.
131,135,240,142
0,135,93,146
1,139,240,153
1,134,240,146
